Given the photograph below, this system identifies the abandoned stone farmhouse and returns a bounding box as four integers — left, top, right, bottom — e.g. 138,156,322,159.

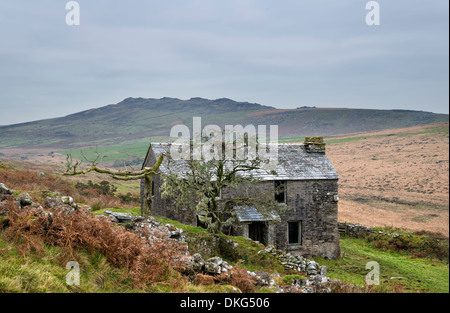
140,138,340,259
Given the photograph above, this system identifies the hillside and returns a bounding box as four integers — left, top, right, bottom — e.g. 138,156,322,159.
1,123,447,237
326,123,449,236
0,162,448,293
0,123,448,293
0,97,447,149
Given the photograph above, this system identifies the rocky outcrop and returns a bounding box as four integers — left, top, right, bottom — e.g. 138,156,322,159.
0,183,14,201
16,193,33,207
44,195,79,214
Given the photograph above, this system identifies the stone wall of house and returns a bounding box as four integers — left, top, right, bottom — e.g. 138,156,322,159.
151,181,202,227
146,150,198,226
278,179,340,259
222,179,340,259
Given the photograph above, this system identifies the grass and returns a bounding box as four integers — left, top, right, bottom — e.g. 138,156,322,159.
92,207,141,216
2,206,448,293
153,216,285,273
1,158,448,293
314,236,449,293
0,222,243,293
0,206,259,293
90,210,450,293
154,215,208,234
324,123,449,145
0,234,136,293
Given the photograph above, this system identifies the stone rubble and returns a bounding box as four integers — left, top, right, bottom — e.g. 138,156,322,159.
105,212,339,293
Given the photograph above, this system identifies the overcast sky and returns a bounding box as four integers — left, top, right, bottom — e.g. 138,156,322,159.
0,0,448,125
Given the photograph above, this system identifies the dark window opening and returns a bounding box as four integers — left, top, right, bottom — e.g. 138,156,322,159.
274,180,286,203
248,222,267,246
288,221,301,245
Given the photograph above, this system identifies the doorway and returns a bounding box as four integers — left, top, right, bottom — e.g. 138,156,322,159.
248,222,267,246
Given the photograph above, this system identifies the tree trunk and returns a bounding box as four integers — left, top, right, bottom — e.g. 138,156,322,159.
142,175,153,217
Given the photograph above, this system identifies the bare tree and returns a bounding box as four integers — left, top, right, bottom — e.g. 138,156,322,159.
160,154,290,234
63,148,164,217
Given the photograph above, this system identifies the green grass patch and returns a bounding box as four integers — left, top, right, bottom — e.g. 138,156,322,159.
155,215,208,234
314,236,449,293
154,216,284,273
281,274,307,285
92,207,141,216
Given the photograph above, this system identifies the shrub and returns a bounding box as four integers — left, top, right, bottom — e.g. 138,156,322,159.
89,200,104,212
3,203,189,288
75,180,117,196
194,274,215,286
118,192,140,205
282,274,306,285
228,260,257,293
366,230,449,261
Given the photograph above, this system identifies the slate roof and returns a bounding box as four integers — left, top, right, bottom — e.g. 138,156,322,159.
234,206,280,222
145,143,339,181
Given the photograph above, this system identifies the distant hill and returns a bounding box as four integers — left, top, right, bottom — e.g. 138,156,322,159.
0,97,448,149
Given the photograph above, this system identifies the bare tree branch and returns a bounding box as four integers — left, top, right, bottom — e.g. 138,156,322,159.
62,149,165,217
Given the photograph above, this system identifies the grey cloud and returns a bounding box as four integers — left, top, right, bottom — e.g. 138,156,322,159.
0,0,448,125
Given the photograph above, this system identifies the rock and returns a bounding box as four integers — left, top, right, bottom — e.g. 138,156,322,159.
208,256,223,266
309,274,330,284
44,196,75,214
221,261,232,271
0,183,14,195
38,210,53,230
306,260,319,275
103,211,133,224
39,172,46,178
44,196,64,209
190,253,205,272
169,229,183,240
61,196,74,206
108,215,119,223
205,257,223,275
253,271,271,286
17,193,33,207
40,190,63,199
0,183,14,201
134,216,144,223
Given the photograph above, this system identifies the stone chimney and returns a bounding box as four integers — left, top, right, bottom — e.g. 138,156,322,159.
304,136,326,153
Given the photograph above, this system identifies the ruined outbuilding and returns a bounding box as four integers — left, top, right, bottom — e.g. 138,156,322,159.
141,137,340,259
